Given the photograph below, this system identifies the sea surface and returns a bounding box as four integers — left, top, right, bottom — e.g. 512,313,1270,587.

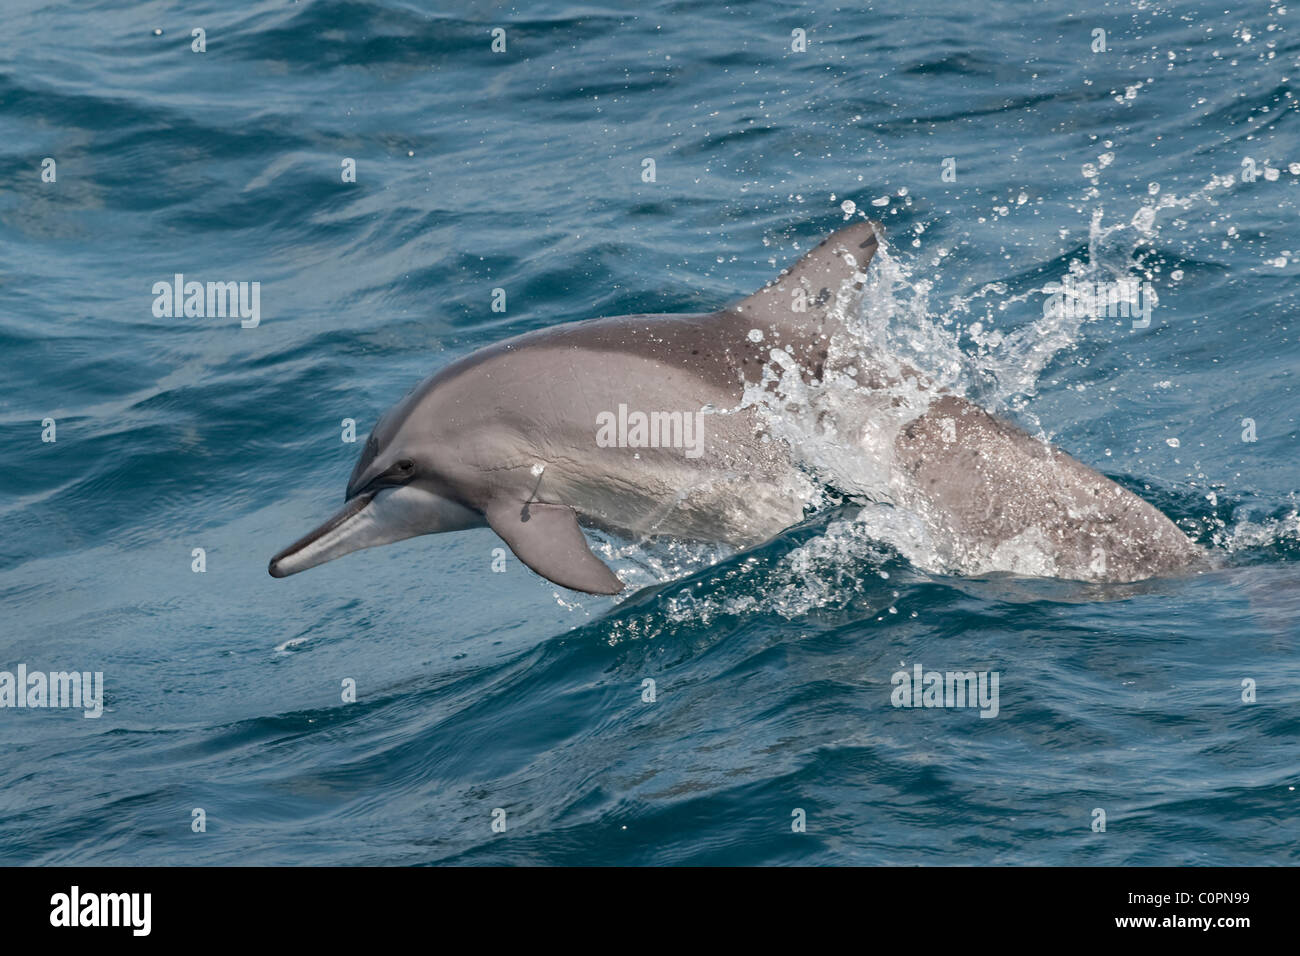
0,0,1297,865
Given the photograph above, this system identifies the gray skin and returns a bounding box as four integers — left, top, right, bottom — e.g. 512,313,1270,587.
268,222,1207,593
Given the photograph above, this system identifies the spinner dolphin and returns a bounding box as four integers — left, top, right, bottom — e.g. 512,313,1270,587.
269,222,1206,593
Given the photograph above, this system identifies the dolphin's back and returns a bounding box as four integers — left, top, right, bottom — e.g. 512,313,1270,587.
894,395,1207,582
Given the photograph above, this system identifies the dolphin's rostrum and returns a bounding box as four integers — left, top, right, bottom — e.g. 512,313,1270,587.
269,222,1206,593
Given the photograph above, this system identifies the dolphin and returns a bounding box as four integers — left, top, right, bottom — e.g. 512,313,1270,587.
268,221,1207,593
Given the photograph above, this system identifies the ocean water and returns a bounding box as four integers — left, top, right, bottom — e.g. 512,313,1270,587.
1,0,1297,866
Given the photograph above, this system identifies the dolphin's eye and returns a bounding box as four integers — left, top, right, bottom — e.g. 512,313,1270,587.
361,458,418,495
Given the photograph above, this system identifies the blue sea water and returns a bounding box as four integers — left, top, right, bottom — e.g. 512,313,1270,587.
0,0,1297,866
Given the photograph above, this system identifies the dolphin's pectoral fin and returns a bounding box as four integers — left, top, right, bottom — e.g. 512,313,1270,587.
486,500,624,595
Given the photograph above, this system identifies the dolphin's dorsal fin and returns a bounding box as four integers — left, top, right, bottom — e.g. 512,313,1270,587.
730,221,881,330
486,499,625,595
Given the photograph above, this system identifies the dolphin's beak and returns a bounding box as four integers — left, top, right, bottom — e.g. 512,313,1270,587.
268,485,485,578
268,492,377,577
